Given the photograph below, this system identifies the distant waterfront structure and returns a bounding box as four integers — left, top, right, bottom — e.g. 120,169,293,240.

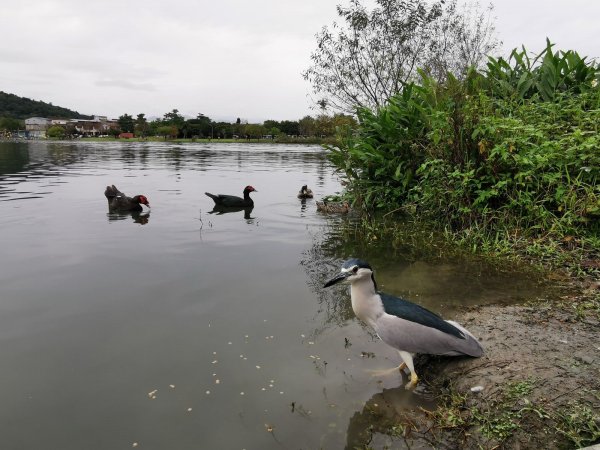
24,115,118,138
24,117,49,138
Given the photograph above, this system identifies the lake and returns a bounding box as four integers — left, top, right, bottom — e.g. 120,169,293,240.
0,141,545,449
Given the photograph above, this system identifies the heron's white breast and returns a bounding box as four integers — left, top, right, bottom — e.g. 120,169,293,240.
349,282,383,329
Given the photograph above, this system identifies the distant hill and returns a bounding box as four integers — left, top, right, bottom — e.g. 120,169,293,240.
0,91,92,120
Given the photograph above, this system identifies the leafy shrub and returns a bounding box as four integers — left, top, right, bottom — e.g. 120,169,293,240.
328,43,600,243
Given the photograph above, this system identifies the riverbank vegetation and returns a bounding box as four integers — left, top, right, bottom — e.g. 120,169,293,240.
308,3,599,444
326,41,599,275
305,0,598,275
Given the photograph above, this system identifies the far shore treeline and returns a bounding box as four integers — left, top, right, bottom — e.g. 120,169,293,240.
0,91,357,141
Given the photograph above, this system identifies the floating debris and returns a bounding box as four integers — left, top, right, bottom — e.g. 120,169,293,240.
205,390,211,395
187,407,193,412
215,379,220,384
265,424,274,433
132,443,138,448
240,392,245,396
256,365,261,369
169,385,175,389
147,389,158,399
212,360,218,364
300,334,306,338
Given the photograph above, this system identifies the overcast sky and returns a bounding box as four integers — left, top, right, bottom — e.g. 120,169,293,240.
1,0,598,123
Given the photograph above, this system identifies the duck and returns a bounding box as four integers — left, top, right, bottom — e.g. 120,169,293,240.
205,185,257,208
297,185,314,199
104,185,150,212
316,200,351,214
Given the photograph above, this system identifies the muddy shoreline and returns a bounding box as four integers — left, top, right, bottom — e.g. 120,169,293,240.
354,276,600,449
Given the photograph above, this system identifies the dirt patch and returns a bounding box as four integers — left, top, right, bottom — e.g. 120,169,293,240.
355,279,600,449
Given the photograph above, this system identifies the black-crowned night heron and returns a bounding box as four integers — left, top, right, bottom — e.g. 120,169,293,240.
324,258,484,389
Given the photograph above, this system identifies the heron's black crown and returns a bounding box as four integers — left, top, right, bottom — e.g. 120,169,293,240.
342,258,373,271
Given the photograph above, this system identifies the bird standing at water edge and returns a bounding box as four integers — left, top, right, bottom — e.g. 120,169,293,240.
205,185,257,208
323,259,484,390
104,185,150,212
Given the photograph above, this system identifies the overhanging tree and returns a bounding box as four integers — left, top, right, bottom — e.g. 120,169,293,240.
303,0,498,113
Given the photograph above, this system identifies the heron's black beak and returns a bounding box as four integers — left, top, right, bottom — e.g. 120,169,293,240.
323,272,349,288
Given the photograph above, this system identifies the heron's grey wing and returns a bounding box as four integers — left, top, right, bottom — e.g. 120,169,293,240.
375,314,483,356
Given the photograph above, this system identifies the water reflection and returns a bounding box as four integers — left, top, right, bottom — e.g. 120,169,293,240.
345,386,436,449
107,210,150,225
299,198,310,214
0,142,30,175
208,205,255,222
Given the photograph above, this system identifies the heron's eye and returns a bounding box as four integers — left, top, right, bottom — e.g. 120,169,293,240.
352,266,358,273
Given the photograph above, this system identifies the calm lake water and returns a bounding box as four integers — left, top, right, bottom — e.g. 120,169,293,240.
0,141,545,449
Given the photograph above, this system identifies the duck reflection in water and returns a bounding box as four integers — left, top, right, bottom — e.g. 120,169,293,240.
208,205,254,221
299,198,308,213
107,210,150,225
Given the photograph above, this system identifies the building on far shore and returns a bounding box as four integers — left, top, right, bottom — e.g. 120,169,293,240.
24,115,119,138
24,117,49,138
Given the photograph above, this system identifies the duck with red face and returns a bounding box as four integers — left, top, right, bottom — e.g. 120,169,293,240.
104,185,150,212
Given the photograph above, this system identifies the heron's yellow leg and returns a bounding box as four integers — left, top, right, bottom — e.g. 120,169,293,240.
405,373,419,390
398,351,419,390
